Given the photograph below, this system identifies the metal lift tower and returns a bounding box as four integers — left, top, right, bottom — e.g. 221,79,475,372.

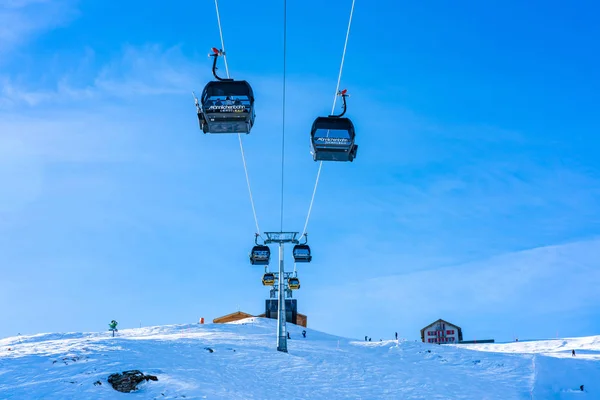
263,231,299,353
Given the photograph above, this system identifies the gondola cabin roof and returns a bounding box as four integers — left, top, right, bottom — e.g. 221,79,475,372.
251,245,270,254
311,116,355,139
201,80,254,101
293,244,311,253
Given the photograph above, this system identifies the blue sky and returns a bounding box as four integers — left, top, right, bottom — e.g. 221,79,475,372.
1,0,600,343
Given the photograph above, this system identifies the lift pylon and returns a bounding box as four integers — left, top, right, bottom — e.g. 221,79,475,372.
262,231,299,353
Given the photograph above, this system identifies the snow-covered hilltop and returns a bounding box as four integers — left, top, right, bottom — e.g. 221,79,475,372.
0,318,598,399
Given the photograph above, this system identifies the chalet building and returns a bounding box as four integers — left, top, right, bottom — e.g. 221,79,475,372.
420,319,463,344
213,311,255,324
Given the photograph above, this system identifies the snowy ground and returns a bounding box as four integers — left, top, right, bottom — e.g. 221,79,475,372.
0,318,598,399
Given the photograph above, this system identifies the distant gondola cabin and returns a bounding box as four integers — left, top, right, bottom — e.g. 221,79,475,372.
292,244,312,263
250,245,271,265
288,277,300,290
262,273,275,286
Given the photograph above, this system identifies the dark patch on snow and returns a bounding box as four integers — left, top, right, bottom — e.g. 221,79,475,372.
107,370,158,393
52,355,85,365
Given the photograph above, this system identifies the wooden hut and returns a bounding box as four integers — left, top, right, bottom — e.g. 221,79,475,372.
212,311,255,324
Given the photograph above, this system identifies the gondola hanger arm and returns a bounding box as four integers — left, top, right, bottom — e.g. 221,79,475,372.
300,233,308,245
209,47,233,81
209,47,225,57
329,89,349,118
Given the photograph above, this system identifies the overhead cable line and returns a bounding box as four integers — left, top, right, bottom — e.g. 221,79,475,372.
280,0,287,231
214,0,261,235
302,0,356,236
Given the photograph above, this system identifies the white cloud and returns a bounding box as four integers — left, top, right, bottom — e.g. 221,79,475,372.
93,44,202,97
307,238,600,340
0,44,204,107
367,237,600,314
0,0,77,54
2,0,54,8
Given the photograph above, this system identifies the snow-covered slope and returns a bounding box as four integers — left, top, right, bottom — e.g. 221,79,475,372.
458,336,600,359
0,318,598,399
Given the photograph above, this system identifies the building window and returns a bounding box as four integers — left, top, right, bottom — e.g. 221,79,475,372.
447,330,454,335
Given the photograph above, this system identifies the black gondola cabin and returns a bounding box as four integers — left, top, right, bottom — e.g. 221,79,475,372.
250,245,270,265
310,116,358,162
199,80,256,134
293,244,312,263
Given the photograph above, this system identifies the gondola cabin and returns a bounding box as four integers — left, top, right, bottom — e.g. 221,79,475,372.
199,80,256,134
310,116,358,162
262,273,275,286
292,244,312,263
250,245,270,265
288,277,300,290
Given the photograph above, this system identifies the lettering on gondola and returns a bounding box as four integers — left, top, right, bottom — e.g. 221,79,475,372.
315,137,350,144
208,104,247,112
